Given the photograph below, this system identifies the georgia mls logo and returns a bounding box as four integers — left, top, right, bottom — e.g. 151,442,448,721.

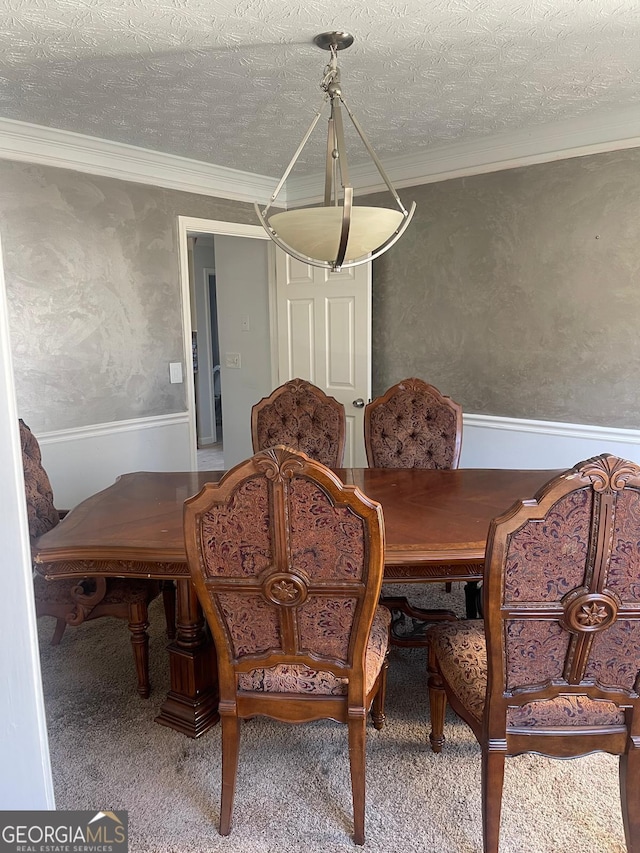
0,810,128,852
86,811,126,842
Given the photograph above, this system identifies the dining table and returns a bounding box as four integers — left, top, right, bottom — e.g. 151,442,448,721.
33,466,559,738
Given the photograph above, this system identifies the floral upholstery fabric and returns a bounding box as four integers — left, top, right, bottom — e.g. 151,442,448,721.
297,596,358,660
288,479,366,581
504,620,571,689
217,592,281,656
429,621,488,722
237,605,390,695
201,478,273,578
366,384,458,469
608,488,640,600
205,475,375,661
585,620,640,692
20,419,60,542
429,621,624,727
254,382,345,467
504,490,591,603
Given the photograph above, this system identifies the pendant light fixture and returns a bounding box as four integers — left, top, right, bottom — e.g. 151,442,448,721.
254,31,416,272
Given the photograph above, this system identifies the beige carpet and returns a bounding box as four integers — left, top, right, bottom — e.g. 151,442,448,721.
38,585,627,853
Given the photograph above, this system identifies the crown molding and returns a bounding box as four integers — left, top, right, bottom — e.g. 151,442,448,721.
2,105,640,209
0,117,278,204
285,104,640,206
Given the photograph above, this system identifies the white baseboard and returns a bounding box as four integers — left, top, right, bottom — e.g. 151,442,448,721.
197,434,216,448
461,413,640,470
37,413,194,509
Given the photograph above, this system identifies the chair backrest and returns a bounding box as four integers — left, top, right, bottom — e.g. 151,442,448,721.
251,379,346,467
484,453,640,731
364,378,462,468
184,446,385,700
19,419,59,543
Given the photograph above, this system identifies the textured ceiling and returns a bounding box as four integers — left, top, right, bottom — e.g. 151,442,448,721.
1,0,639,180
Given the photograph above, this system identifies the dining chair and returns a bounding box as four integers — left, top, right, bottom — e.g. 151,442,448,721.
184,445,390,845
21,418,176,698
427,453,640,853
364,378,470,638
251,378,346,467
364,377,462,469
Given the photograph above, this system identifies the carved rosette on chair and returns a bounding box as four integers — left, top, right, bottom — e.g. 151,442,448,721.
184,446,390,845
427,454,640,853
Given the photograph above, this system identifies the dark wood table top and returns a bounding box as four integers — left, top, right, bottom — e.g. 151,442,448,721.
34,467,560,576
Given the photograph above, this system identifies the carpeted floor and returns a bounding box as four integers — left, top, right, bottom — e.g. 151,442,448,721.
37,585,627,853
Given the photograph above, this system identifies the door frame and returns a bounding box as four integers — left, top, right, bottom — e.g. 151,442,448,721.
177,217,277,468
197,264,216,447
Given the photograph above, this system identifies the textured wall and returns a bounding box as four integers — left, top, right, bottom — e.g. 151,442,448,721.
0,160,256,432
371,147,640,428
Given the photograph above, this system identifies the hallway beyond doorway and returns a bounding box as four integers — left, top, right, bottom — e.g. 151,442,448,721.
197,442,224,471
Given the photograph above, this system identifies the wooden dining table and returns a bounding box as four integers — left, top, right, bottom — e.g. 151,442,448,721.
33,466,559,738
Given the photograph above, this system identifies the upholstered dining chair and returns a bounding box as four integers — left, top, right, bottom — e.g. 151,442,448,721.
21,418,176,698
251,378,346,467
184,445,390,845
364,378,469,638
427,453,640,853
364,377,462,470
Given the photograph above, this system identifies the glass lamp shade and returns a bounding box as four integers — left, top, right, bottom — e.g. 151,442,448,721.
268,206,404,264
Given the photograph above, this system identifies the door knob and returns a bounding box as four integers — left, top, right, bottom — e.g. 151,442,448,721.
352,398,365,408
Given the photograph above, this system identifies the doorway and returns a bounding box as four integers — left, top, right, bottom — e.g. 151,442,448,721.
194,268,223,471
179,217,277,472
189,233,222,468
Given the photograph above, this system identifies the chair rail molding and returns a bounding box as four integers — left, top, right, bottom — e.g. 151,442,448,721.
461,413,640,470
34,410,640,508
36,413,192,508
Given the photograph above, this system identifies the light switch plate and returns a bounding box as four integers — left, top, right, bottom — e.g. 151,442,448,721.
169,362,183,383
225,352,241,369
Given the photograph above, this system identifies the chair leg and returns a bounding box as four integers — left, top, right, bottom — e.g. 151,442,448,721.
348,712,367,846
620,742,640,853
161,581,177,639
50,618,67,646
370,651,389,731
127,604,151,699
219,714,241,836
427,643,446,753
481,746,505,853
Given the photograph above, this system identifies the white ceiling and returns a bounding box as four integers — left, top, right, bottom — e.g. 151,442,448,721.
2,0,640,186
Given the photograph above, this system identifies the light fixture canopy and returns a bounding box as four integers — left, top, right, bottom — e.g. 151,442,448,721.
254,31,416,272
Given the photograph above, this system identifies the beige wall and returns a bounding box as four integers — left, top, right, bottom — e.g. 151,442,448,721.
371,146,640,429
0,160,256,432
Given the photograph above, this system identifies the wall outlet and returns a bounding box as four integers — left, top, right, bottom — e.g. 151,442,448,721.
225,352,241,369
169,362,183,383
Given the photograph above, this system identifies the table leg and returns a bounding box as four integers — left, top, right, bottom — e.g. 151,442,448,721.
155,578,220,737
464,581,481,619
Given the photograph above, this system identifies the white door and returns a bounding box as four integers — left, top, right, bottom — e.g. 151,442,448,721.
275,250,371,467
